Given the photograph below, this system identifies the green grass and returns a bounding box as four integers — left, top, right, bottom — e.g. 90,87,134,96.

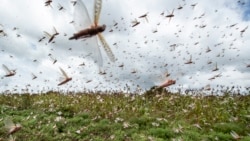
0,90,249,141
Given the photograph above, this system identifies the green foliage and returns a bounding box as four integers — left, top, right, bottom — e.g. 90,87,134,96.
0,91,249,140
182,130,203,140
20,93,32,110
148,127,174,139
213,123,244,134
206,132,234,141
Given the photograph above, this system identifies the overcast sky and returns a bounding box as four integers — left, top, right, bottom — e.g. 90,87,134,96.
0,0,250,93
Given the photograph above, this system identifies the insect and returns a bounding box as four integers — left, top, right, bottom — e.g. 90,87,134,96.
165,9,175,23
58,67,72,86
165,71,171,77
184,55,194,64
49,55,57,64
31,73,37,80
57,4,65,11
138,12,149,22
4,117,22,136
44,26,59,43
131,19,140,27
240,26,248,37
69,0,115,70
206,46,211,53
177,4,183,10
212,62,219,71
158,79,176,88
191,3,198,9
44,0,53,7
2,64,16,77
0,24,7,37
203,84,211,91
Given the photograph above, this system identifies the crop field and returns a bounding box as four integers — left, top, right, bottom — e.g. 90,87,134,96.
0,89,250,141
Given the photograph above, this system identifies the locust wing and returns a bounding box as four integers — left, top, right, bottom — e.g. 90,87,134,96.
94,0,102,26
2,64,11,74
73,0,92,31
59,67,69,79
53,26,58,34
43,31,52,38
98,33,115,62
4,117,15,131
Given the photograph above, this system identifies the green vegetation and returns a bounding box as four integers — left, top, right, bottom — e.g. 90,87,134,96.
0,90,249,141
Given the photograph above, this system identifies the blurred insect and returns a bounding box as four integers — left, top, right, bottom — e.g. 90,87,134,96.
245,63,250,68
44,26,59,43
57,3,65,11
138,12,149,22
203,84,211,91
229,23,237,28
206,46,211,53
69,0,115,70
165,71,171,77
184,55,194,64
118,63,124,68
58,67,72,86
31,73,37,80
165,9,175,23
0,24,7,37
38,36,46,42
49,54,57,64
79,62,85,66
131,18,140,27
212,62,219,71
99,70,106,75
177,4,183,10
44,0,52,7
13,27,19,30
191,3,198,9
71,0,77,6
158,79,176,88
2,64,16,77
240,26,248,37
152,28,158,33
113,21,118,27
209,73,222,80
86,79,92,83
4,117,22,136
131,69,137,74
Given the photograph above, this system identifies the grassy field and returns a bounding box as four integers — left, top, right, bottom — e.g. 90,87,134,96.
0,89,249,141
